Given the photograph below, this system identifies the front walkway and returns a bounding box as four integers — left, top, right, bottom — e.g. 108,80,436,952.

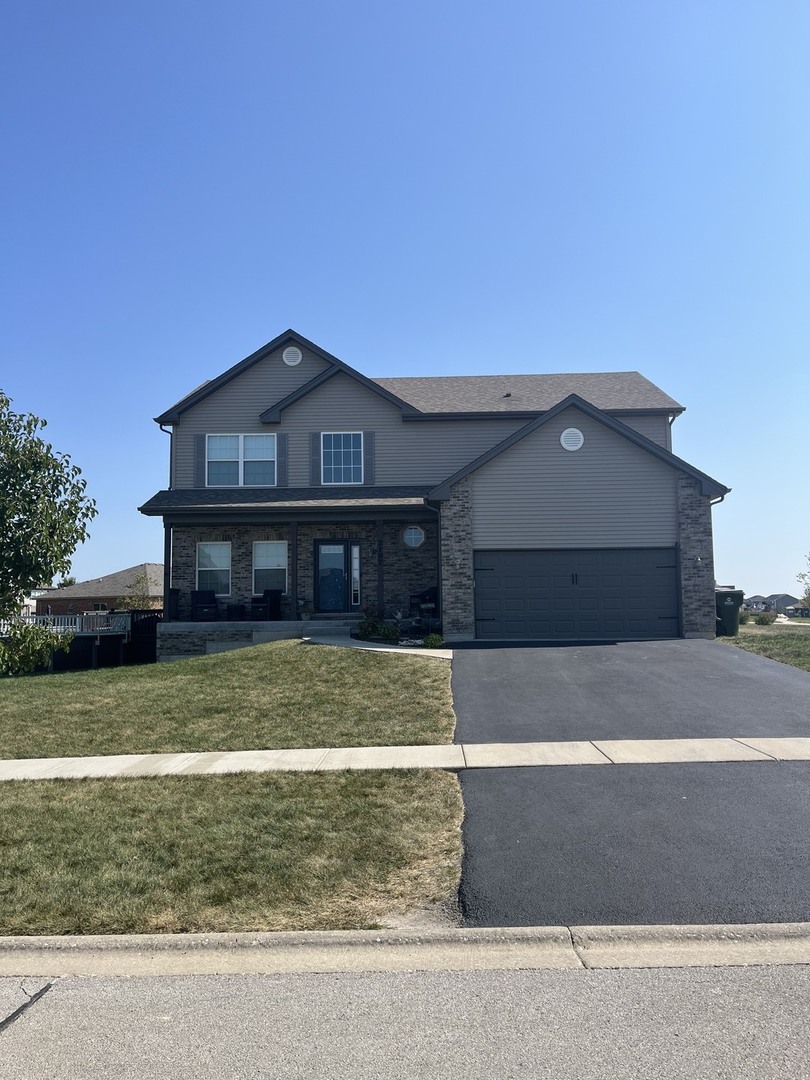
2,736,810,781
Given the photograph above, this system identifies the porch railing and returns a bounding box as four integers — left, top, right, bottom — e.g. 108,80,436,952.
2,613,132,636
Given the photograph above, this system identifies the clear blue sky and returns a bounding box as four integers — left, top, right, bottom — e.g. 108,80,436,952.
2,1,808,596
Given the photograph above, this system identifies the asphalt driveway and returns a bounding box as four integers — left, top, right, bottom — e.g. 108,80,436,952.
451,639,810,742
453,639,810,927
460,762,810,926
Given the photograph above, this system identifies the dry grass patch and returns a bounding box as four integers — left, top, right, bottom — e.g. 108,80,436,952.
0,770,463,935
0,640,455,759
723,625,810,673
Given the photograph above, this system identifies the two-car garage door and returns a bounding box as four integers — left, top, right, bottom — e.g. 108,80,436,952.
474,548,679,640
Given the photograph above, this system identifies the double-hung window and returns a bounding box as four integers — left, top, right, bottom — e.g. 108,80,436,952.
206,435,276,486
253,541,288,594
322,432,363,485
197,542,231,595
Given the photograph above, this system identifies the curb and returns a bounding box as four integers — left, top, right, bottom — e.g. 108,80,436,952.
0,924,808,977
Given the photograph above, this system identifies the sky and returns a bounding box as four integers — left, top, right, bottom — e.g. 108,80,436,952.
1,0,808,597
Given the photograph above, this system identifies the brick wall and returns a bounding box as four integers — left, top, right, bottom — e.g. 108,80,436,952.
677,475,717,638
171,519,438,621
439,478,475,640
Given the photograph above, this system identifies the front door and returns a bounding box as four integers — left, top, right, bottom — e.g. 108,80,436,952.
315,541,361,612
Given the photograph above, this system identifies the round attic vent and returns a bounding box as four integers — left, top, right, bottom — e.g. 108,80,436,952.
560,427,584,452
282,346,302,366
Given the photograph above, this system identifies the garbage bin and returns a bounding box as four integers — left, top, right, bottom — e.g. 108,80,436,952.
715,587,745,636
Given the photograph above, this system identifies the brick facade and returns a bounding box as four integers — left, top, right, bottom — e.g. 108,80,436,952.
439,478,475,640
170,519,438,622
677,475,717,638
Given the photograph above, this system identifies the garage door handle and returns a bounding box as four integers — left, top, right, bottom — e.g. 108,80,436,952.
571,573,578,585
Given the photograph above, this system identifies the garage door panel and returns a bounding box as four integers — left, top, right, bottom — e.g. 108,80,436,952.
474,548,679,640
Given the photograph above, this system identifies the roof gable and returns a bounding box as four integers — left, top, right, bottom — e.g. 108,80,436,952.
429,395,729,500
155,329,419,425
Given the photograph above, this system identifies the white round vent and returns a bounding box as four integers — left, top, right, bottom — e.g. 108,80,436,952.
560,427,584,451
282,346,302,366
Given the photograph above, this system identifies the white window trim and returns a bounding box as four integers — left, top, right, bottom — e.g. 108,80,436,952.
321,431,363,486
206,434,277,488
196,541,232,596
252,541,289,596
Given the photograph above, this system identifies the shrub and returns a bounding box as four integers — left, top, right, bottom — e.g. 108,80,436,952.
0,621,73,677
422,633,444,649
738,611,750,624
754,611,778,626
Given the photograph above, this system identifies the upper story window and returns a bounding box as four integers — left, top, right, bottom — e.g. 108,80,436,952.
206,435,276,486
322,432,363,485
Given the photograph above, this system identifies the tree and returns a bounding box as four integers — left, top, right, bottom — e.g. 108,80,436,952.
116,570,161,611
56,575,77,588
798,553,810,608
0,392,97,674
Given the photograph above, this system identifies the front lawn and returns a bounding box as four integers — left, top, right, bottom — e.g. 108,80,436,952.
0,640,455,760
724,624,810,673
0,770,462,935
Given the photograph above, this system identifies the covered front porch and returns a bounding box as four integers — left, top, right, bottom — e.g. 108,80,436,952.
144,487,442,660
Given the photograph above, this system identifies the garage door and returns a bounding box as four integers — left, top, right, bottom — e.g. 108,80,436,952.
474,548,679,640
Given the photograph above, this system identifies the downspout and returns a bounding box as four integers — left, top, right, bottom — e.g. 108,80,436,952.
423,501,442,623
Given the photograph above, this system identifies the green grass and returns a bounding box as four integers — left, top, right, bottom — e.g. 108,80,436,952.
724,624,810,672
0,640,455,759
0,770,463,935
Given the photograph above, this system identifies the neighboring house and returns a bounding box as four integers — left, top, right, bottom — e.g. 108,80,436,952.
35,564,163,615
139,329,729,648
765,593,801,615
744,594,767,611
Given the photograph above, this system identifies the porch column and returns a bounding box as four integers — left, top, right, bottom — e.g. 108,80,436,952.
376,519,384,618
162,523,172,623
290,521,298,618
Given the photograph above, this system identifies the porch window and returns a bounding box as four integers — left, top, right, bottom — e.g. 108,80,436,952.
322,432,363,484
207,435,276,486
197,542,231,595
253,541,288,594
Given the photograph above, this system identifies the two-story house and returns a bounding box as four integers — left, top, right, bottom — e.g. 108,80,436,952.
139,329,729,658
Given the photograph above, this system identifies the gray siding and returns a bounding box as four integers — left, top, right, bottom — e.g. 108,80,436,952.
172,346,331,486
618,413,671,450
265,374,525,487
469,407,678,548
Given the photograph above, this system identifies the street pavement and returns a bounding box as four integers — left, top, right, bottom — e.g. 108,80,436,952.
2,966,810,1078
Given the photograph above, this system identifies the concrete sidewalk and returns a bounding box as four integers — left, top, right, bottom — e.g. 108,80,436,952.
1,737,810,781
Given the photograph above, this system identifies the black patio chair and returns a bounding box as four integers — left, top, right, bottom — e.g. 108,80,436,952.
191,590,219,620
251,589,283,621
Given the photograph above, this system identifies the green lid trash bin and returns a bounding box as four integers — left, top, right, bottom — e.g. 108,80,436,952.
715,587,744,637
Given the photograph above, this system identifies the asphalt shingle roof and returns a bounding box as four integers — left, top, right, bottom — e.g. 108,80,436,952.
49,563,164,599
371,372,683,413
139,486,432,513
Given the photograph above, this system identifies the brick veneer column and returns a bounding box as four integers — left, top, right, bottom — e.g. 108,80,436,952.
677,475,717,638
440,478,475,640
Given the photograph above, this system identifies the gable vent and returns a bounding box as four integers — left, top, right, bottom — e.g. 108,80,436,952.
282,346,303,366
560,427,584,451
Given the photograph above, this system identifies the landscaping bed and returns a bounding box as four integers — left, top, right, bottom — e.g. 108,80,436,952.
0,640,456,760
0,770,463,935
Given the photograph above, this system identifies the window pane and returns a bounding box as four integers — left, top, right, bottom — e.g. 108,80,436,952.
207,436,239,461
244,460,276,485
243,435,275,460
198,543,230,569
208,461,239,485
254,567,286,593
322,433,362,484
198,568,230,594
254,541,286,568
